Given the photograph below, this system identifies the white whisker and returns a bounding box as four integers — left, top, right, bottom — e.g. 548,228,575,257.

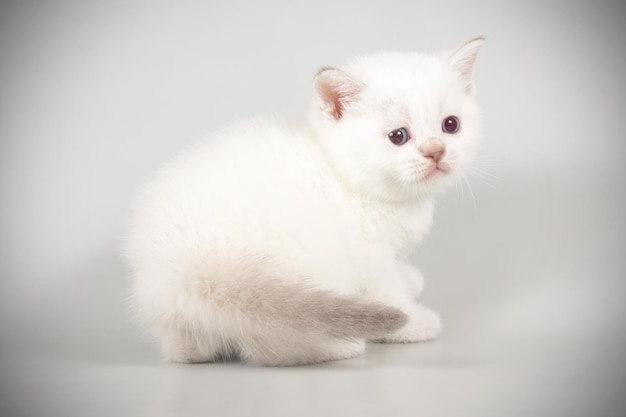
465,165,507,193
459,171,478,219
454,171,465,207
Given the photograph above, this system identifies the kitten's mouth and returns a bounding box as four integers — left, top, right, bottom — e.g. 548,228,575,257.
424,163,450,180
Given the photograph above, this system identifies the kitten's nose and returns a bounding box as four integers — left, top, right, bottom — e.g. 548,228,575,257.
419,140,446,163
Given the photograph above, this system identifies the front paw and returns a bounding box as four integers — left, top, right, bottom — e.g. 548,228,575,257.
376,303,441,343
398,264,425,299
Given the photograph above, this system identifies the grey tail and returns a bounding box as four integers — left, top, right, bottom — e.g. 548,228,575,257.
230,277,408,339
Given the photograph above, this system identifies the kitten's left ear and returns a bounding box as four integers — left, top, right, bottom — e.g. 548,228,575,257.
314,67,363,121
447,37,485,94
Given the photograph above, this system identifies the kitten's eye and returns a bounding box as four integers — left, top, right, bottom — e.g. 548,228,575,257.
442,116,460,134
388,127,410,145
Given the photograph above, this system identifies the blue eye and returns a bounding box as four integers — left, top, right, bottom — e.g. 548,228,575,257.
388,127,410,145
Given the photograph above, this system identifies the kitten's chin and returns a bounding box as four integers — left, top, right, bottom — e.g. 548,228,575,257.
419,159,453,185
415,167,455,197
423,166,448,181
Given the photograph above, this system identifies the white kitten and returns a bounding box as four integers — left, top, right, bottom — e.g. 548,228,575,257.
125,38,484,366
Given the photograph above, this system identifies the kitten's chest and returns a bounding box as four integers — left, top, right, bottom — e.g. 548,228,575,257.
349,198,434,258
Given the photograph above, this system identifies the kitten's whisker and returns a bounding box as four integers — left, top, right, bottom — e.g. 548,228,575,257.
472,160,505,169
465,166,506,193
460,172,478,217
467,163,503,178
454,171,465,207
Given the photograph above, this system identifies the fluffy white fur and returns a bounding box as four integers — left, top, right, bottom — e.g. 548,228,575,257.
125,38,485,366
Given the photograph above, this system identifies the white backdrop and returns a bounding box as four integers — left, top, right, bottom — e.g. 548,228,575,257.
1,1,625,416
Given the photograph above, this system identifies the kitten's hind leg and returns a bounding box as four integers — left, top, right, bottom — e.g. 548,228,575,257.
375,303,441,343
161,326,237,364
162,318,366,366
238,332,366,366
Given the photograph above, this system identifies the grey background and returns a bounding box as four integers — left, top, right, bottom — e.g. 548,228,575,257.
1,1,625,416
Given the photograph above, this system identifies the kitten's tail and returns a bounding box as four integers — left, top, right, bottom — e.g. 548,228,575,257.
231,277,408,339
197,255,408,339
155,255,409,364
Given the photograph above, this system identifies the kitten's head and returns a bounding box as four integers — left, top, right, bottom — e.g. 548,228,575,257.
310,38,484,203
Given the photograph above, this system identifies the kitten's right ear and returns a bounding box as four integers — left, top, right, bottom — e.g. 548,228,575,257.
314,68,362,121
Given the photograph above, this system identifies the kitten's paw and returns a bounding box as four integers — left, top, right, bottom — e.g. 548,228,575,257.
398,263,425,299
376,304,441,343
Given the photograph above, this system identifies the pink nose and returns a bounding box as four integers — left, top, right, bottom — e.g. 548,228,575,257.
419,141,446,163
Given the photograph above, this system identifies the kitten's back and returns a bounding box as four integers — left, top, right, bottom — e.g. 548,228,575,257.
125,118,410,365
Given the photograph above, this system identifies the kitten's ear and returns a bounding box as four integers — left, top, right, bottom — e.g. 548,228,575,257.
314,67,362,120
447,37,485,94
